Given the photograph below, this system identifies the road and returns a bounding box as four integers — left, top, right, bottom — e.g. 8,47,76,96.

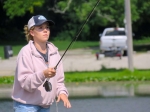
61,49,150,71
0,48,150,76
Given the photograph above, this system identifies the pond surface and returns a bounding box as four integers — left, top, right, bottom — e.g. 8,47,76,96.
1,96,150,112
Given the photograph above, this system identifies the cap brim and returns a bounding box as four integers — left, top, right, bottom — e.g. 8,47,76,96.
35,20,55,26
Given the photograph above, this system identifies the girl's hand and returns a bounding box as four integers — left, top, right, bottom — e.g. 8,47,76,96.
43,68,56,78
56,94,71,108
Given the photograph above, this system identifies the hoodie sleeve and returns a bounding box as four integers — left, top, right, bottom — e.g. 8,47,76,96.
16,51,45,93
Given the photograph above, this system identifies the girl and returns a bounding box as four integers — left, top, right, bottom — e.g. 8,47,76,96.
12,15,71,112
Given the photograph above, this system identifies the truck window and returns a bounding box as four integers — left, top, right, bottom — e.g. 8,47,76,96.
105,30,126,36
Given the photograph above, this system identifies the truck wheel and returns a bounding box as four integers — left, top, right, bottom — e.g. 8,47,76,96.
123,50,128,56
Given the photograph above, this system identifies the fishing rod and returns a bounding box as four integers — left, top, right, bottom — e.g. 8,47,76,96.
43,0,101,92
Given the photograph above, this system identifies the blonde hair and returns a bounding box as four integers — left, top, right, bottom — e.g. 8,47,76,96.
24,25,34,42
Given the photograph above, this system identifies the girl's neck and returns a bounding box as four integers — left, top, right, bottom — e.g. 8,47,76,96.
34,41,47,54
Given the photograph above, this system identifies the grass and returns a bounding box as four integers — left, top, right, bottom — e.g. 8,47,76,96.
0,76,14,84
0,37,150,59
0,40,99,59
52,41,98,51
0,38,150,59
65,69,150,82
0,69,150,85
133,37,150,45
0,41,26,59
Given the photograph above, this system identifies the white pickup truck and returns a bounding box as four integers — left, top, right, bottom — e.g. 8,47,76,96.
99,27,127,56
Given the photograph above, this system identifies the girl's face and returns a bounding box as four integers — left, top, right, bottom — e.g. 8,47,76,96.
30,22,50,43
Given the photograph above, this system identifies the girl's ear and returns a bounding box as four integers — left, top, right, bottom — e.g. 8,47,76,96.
30,30,34,37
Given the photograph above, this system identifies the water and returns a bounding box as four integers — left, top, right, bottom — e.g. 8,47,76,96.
1,97,150,112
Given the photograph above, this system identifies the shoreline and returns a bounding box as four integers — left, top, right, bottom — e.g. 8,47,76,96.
1,82,150,100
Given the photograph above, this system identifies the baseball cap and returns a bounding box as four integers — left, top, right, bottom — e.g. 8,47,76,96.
27,15,55,30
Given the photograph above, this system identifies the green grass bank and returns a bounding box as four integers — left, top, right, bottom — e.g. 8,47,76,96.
0,69,150,85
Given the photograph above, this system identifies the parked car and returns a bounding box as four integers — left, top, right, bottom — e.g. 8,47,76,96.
99,27,127,56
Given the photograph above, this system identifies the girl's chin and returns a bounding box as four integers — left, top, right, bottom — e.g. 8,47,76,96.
40,39,49,43
43,38,49,41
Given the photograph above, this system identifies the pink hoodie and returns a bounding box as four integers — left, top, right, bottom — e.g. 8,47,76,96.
12,40,68,108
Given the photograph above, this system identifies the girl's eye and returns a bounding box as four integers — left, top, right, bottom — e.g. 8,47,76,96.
39,26,43,29
46,26,50,29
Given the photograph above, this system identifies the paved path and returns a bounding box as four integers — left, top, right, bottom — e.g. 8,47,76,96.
63,50,150,71
0,48,150,76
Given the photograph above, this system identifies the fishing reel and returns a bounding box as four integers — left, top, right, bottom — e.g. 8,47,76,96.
43,80,52,92
43,67,57,92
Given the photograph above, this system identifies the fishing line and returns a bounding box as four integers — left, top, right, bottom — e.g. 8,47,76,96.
55,99,58,112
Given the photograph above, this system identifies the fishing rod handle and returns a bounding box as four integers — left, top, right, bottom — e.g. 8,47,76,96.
43,67,56,92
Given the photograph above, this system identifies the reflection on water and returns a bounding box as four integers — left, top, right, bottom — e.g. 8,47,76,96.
1,97,150,112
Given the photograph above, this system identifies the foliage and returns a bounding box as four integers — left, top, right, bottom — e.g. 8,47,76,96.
65,69,150,82
0,69,150,84
54,30,72,41
1,0,150,41
52,0,150,40
133,37,150,45
3,0,45,19
0,76,14,84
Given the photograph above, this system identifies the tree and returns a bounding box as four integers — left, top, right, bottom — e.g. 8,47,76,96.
3,0,45,19
51,0,150,40
2,0,150,40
